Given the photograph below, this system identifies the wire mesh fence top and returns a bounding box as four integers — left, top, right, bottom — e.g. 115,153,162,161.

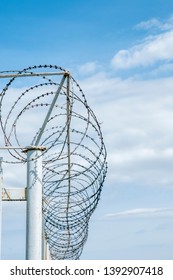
0,64,107,259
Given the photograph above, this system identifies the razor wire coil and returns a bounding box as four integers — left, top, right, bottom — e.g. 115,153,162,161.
0,65,107,259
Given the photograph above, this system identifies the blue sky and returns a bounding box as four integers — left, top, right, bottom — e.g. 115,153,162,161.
1,0,173,259
1,0,173,69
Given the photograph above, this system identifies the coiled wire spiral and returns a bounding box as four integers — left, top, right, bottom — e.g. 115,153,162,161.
0,65,107,259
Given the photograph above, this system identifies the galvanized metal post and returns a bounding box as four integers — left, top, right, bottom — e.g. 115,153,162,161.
24,146,46,260
66,73,71,211
0,157,3,260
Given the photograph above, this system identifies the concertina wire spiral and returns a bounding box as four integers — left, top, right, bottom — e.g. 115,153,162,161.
0,65,107,259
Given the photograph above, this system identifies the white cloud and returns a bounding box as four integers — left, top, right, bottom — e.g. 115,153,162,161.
135,18,164,30
111,30,173,69
78,61,99,75
135,15,173,31
80,72,173,187
111,14,173,70
149,62,173,76
105,208,173,218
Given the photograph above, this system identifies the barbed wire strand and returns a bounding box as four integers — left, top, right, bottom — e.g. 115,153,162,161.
0,65,107,259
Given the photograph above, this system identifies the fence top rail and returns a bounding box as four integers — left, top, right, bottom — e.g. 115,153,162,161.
0,71,68,78
0,146,45,150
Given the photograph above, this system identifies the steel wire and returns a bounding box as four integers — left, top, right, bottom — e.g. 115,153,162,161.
0,65,107,259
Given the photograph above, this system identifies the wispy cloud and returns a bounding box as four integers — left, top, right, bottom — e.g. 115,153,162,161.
135,18,165,31
105,208,173,218
78,61,100,75
135,14,173,31
80,71,173,186
111,30,173,69
111,14,173,70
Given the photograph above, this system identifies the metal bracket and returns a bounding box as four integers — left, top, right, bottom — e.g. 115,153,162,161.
2,188,26,201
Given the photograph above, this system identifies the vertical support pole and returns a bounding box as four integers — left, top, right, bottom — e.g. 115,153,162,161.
66,73,71,210
0,157,3,260
42,233,47,260
24,146,46,260
42,235,52,259
42,222,48,260
62,73,71,258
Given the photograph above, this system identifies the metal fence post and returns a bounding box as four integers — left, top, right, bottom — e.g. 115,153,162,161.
24,146,46,260
0,157,3,260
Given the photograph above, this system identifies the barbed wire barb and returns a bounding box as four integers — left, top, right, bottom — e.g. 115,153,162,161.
0,65,107,259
